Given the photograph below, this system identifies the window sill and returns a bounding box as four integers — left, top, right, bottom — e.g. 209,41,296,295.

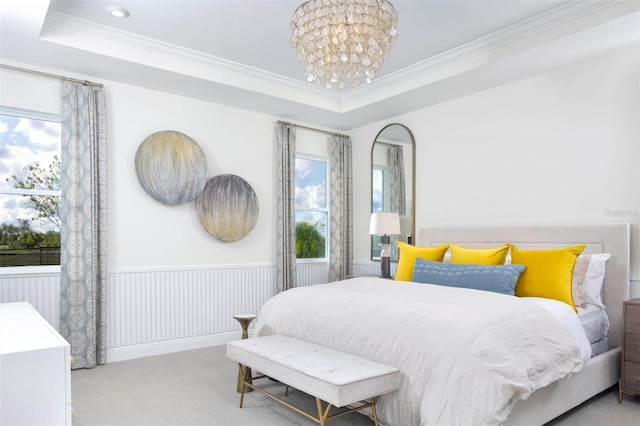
0,265,61,277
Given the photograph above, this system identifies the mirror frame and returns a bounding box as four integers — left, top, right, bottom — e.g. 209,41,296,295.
370,123,416,261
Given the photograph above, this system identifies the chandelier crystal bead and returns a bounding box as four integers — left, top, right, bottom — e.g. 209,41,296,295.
290,0,398,89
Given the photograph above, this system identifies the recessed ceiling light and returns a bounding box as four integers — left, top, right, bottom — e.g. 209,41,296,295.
106,5,130,18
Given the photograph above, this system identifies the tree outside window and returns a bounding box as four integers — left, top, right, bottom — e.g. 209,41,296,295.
0,111,61,267
295,155,328,260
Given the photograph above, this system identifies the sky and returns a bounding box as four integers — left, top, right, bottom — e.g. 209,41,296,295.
0,113,60,232
295,157,326,210
294,157,327,233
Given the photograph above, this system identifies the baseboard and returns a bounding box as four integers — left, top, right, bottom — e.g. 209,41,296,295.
106,331,241,363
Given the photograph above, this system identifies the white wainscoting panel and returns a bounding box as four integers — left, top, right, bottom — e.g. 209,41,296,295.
0,272,60,329
107,265,278,361
296,262,329,286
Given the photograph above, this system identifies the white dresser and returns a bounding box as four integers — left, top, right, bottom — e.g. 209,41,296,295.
0,302,72,425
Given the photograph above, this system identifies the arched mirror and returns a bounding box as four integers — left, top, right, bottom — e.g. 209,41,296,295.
371,123,415,262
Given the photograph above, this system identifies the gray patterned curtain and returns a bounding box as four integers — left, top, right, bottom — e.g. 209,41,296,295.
329,134,353,282
275,122,296,292
59,80,108,369
388,144,405,260
388,144,406,215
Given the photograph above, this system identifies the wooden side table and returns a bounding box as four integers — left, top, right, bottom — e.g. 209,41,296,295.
233,313,257,393
619,298,640,402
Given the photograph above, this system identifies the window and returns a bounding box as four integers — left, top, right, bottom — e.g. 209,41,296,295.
371,165,389,259
372,166,386,213
0,109,61,267
295,155,328,260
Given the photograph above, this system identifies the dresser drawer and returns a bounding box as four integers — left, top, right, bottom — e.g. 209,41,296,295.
625,333,640,362
623,361,640,394
625,304,640,334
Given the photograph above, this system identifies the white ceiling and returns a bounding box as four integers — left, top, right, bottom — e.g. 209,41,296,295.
1,0,639,130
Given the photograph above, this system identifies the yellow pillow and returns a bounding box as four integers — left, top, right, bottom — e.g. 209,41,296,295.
450,243,509,265
511,244,586,312
395,242,449,281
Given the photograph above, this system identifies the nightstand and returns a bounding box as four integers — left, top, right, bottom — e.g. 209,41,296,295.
619,297,640,402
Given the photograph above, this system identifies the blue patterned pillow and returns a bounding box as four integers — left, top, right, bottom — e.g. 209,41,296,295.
412,258,526,296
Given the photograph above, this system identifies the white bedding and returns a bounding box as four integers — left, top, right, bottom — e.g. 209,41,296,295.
522,297,591,361
577,304,610,345
254,277,584,426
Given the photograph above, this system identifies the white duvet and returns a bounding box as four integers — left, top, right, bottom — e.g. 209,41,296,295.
254,277,585,426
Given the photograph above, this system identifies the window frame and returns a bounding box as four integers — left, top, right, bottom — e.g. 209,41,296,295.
294,153,330,262
0,106,62,274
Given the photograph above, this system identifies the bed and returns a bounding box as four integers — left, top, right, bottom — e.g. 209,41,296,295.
253,223,631,425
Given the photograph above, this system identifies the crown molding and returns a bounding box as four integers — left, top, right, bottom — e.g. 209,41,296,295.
40,11,344,112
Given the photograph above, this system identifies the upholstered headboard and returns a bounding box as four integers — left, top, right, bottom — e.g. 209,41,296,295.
418,223,631,348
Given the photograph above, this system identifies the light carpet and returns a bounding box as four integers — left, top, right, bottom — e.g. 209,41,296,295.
71,344,639,425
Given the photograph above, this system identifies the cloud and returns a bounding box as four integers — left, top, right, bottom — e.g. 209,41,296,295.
295,183,326,209
0,115,60,189
13,117,60,151
295,158,313,180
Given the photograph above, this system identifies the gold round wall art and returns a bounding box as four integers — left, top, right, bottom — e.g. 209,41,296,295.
196,174,259,242
135,130,208,205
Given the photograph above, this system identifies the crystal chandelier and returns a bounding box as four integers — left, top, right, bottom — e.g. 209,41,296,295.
290,0,398,89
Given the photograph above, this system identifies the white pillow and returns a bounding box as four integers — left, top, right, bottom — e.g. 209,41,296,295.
581,253,610,308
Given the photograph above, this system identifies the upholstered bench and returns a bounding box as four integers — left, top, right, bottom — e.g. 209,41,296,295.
226,335,401,426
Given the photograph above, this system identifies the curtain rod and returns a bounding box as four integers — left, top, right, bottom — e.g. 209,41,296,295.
278,120,348,138
0,64,104,89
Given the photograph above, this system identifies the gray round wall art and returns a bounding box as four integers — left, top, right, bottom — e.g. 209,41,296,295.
135,130,208,205
196,174,259,242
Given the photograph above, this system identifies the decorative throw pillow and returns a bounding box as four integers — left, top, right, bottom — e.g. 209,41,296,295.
511,244,586,312
450,243,510,265
395,242,449,281
412,258,525,296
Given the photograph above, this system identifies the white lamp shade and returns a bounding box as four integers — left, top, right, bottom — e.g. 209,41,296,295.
369,212,401,235
399,215,412,235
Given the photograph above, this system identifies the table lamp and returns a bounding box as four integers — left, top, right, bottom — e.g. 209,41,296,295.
400,215,413,245
369,212,401,279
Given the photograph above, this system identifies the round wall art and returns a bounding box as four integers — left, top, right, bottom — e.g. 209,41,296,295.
135,130,208,205
196,174,259,242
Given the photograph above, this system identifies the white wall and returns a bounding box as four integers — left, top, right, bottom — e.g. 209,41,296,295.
107,83,277,269
351,45,640,295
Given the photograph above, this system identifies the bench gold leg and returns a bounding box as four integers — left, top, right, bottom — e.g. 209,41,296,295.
370,396,380,426
237,364,253,393
239,364,248,408
316,398,333,426
237,374,384,426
